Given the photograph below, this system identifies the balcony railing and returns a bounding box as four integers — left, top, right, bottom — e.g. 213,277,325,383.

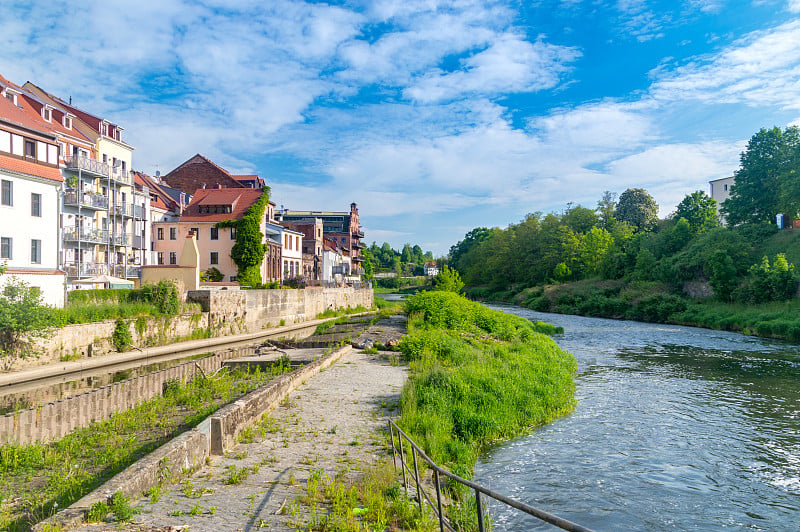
132,234,144,249
62,227,109,244
64,262,109,278
111,264,141,279
63,191,109,210
112,203,134,217
109,165,133,185
64,155,110,178
352,229,365,238
110,233,131,246
133,204,145,219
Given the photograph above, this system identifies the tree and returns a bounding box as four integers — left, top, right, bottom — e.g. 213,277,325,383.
722,126,800,225
361,249,374,282
596,191,617,231
449,227,493,271
675,191,719,235
431,265,464,293
614,188,658,232
562,205,598,233
0,275,51,356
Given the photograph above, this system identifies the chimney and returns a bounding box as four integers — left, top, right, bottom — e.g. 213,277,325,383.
217,184,223,189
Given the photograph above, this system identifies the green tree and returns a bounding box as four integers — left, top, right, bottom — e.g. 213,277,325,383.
596,191,617,231
615,188,658,232
709,250,737,301
675,191,719,235
577,227,614,276
722,126,800,225
362,249,374,282
562,204,598,233
0,275,51,356
634,249,657,280
450,227,493,272
431,265,465,293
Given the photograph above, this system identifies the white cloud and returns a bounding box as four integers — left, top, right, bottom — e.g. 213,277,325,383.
650,19,800,109
404,34,580,102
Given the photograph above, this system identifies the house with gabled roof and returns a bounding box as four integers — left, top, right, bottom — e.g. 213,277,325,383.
161,154,265,195
0,75,65,306
152,187,279,284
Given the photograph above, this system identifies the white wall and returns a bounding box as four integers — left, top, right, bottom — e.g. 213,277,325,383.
0,170,64,306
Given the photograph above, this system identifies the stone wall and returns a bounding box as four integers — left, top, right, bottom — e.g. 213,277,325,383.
0,345,256,446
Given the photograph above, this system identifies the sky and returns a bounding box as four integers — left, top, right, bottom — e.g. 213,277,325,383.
3,0,800,256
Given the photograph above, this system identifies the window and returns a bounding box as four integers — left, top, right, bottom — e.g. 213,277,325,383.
724,184,728,191
229,276,237,282
169,227,177,240
157,227,164,240
157,252,164,265
169,251,177,265
31,193,41,217
63,116,72,129
190,227,199,238
210,227,219,240
0,237,11,259
42,107,51,122
1,180,12,206
24,139,35,158
210,252,219,265
30,239,41,264
230,227,236,240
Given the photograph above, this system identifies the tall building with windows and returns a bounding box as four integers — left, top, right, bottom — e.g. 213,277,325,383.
0,76,66,306
23,82,146,286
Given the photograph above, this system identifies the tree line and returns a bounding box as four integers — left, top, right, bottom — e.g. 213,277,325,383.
365,242,435,276
449,125,800,305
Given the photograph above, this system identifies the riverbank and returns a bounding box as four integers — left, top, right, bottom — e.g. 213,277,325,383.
397,291,577,527
468,279,800,343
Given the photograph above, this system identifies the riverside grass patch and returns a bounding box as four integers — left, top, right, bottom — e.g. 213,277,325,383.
397,291,577,479
0,363,291,532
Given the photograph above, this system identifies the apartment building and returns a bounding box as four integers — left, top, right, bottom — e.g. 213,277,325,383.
24,82,146,286
0,76,66,306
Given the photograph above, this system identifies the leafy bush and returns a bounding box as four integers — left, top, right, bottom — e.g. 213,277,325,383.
112,318,132,352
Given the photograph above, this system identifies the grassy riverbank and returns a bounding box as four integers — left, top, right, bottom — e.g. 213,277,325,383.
469,280,800,342
395,291,576,525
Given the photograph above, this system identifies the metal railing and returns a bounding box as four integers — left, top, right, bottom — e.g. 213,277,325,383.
62,227,109,243
388,420,593,532
112,202,134,217
64,155,110,177
63,191,109,210
63,262,109,278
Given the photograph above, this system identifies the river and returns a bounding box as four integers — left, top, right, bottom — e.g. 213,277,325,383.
474,305,800,531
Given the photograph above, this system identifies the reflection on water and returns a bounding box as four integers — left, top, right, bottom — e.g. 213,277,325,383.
474,306,800,531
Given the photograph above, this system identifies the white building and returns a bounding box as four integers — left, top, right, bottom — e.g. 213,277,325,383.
0,78,66,306
709,176,735,225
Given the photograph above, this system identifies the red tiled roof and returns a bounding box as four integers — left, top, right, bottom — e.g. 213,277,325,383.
0,153,63,182
180,188,265,222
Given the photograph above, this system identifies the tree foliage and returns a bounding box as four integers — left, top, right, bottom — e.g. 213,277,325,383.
614,188,658,232
0,275,51,356
367,241,434,275
431,265,465,293
722,126,800,225
675,191,719,235
216,187,271,287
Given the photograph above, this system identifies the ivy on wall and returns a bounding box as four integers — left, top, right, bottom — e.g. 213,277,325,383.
216,187,270,287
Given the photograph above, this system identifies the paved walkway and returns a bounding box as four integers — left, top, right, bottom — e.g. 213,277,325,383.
120,344,406,531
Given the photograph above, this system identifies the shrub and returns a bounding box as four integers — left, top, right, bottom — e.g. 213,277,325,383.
112,318,132,352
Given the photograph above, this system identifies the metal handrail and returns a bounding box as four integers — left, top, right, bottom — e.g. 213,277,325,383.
388,420,594,532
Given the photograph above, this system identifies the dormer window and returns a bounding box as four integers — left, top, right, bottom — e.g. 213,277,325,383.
101,122,108,136
42,106,52,122
63,114,73,129
3,87,19,106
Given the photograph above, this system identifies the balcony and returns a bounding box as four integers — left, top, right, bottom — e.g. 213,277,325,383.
109,165,133,186
111,203,134,217
111,264,141,279
133,204,145,219
110,233,131,246
64,155,110,178
132,234,145,249
64,262,109,278
352,229,365,238
63,227,109,244
353,240,366,249
63,191,109,210
352,267,365,276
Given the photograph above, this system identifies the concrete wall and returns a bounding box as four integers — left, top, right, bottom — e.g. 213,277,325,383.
34,345,352,532
1,345,255,446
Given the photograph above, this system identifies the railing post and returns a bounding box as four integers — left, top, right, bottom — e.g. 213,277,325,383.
476,489,485,532
435,469,444,532
412,446,423,514
398,430,407,489
389,421,397,472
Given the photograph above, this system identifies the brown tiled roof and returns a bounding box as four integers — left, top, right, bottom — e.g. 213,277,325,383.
180,188,265,222
0,153,63,182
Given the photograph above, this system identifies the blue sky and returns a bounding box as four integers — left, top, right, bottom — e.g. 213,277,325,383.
3,1,800,256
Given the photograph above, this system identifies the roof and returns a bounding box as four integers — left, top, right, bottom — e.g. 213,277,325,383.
709,176,735,183
180,188,266,222
0,153,63,182
133,171,180,212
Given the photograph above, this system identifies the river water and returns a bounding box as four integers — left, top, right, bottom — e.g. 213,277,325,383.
474,306,800,531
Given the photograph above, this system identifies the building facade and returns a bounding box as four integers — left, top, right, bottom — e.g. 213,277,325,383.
709,176,735,225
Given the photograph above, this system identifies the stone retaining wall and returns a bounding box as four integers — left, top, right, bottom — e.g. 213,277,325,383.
0,345,256,446
34,345,351,532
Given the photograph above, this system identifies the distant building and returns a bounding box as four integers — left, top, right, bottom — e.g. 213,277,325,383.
162,154,266,195
709,176,734,225
424,261,439,277
279,203,364,275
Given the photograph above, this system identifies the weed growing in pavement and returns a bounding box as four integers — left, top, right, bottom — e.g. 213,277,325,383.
145,485,162,503
109,492,137,522
85,501,108,523
189,504,202,516
223,464,255,485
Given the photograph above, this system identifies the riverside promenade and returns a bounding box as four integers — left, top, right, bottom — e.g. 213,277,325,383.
72,319,407,531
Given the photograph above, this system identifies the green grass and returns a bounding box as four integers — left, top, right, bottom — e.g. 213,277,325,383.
396,291,577,526
0,363,291,531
